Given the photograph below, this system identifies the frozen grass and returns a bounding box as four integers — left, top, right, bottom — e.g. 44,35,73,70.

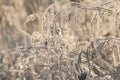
0,0,120,80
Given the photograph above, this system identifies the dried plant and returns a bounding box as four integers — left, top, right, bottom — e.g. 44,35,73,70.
77,37,120,80
0,0,120,80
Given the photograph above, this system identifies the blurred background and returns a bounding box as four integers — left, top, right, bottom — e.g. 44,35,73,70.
0,0,119,49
